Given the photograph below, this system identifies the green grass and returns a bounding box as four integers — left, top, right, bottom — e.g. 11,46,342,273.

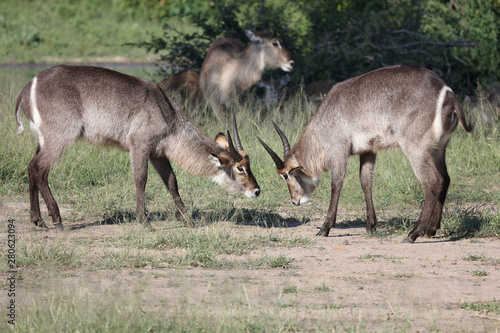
313,284,332,293
460,300,500,313
282,285,299,294
463,253,486,261
358,254,404,260
4,225,305,272
470,269,489,277
11,285,309,333
15,240,82,269
0,0,164,64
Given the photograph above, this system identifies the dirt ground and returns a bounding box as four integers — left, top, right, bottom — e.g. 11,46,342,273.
2,201,500,332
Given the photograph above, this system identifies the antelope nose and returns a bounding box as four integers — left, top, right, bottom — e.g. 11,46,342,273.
254,188,261,197
289,60,295,68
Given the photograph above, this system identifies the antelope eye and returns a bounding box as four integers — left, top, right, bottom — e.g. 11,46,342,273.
272,41,280,47
280,173,288,181
237,166,245,174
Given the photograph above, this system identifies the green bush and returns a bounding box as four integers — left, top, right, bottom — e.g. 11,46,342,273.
141,0,500,95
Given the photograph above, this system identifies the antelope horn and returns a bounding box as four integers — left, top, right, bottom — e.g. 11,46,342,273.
232,112,244,152
258,137,285,170
271,121,290,156
226,130,243,162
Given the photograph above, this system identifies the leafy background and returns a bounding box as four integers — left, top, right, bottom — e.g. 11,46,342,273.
1,0,499,96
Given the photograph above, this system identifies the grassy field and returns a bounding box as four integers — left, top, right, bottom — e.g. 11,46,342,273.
1,66,499,332
0,0,165,64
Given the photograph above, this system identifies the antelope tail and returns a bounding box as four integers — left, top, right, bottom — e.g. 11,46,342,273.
15,98,24,135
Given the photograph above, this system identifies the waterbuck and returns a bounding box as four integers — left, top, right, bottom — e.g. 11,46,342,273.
259,65,470,243
159,70,203,106
15,65,260,229
200,29,294,108
464,83,500,124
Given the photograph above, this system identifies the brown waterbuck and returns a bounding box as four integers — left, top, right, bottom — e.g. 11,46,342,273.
15,65,260,229
200,29,294,108
259,65,470,243
159,70,203,106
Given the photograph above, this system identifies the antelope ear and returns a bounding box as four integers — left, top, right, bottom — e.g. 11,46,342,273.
215,132,229,149
245,29,261,42
209,153,230,167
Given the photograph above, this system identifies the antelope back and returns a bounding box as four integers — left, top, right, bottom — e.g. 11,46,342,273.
159,70,203,104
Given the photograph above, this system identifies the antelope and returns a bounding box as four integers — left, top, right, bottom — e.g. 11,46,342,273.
283,80,333,102
200,29,294,108
15,65,260,229
257,78,333,108
259,65,470,243
159,70,203,106
254,74,290,108
464,83,500,124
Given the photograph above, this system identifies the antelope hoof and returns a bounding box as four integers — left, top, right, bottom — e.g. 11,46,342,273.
425,229,438,238
316,228,330,237
53,223,64,231
35,220,49,229
176,211,194,226
401,237,414,243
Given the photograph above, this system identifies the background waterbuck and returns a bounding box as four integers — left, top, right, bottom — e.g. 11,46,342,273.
259,65,470,243
15,65,260,229
159,70,203,107
200,29,294,109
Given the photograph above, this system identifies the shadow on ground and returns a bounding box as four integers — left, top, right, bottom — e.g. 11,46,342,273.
66,207,308,230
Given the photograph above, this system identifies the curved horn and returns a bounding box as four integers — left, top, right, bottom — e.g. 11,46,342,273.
271,121,290,156
226,130,243,162
258,137,285,170
232,112,244,152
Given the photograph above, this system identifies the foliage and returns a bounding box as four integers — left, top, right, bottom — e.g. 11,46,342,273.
140,0,499,94
137,2,247,75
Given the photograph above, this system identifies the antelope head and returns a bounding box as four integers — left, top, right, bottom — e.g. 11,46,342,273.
211,114,260,198
246,29,294,73
258,122,319,205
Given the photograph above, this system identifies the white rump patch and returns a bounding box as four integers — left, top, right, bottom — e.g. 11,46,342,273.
29,77,45,147
432,86,453,140
15,109,24,134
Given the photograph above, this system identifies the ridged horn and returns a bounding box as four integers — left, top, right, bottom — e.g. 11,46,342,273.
232,112,244,152
226,130,243,162
258,137,285,170
271,121,290,156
